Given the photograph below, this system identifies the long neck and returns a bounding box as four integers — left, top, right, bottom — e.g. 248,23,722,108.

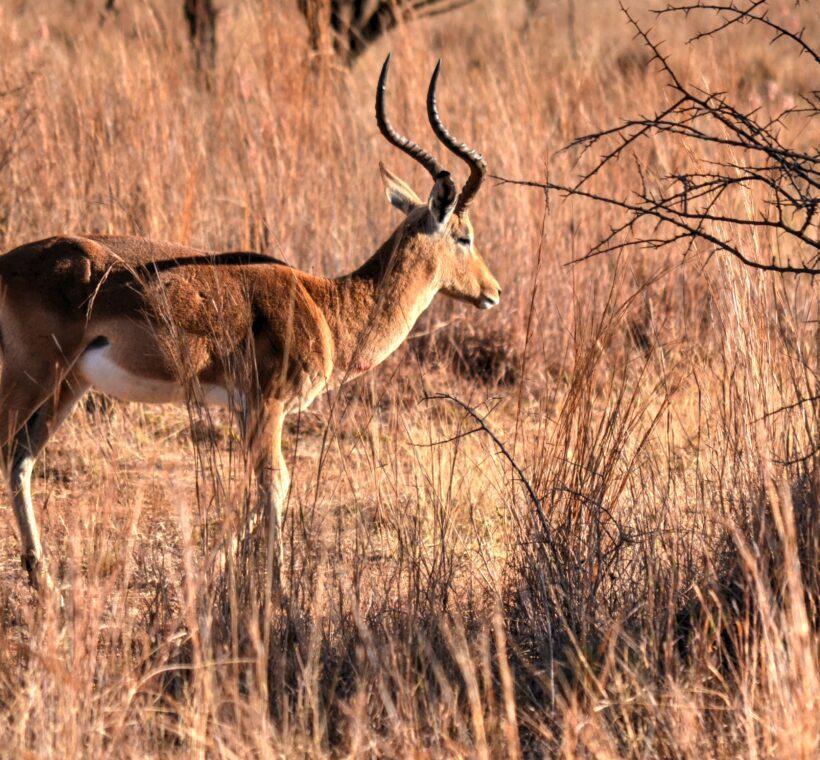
305,229,439,380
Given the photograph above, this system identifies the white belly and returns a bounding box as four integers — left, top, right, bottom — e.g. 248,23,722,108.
77,344,233,407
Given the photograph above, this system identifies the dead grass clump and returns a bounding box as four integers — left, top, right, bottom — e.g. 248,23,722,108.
412,325,522,386
449,327,521,386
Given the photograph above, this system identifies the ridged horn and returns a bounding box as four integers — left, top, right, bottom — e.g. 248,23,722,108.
376,54,446,181
426,60,487,213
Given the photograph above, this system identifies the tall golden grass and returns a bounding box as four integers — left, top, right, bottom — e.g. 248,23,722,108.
0,0,816,756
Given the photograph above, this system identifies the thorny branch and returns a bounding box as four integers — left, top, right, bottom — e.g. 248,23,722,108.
495,2,819,276
655,1,819,64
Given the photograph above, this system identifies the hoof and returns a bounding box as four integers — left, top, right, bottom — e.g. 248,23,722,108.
21,552,42,585
21,553,60,600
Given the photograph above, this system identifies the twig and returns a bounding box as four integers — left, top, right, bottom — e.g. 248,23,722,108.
488,3,820,277
421,393,559,560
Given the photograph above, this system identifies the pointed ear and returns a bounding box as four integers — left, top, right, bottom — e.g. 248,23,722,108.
380,162,423,215
427,171,457,228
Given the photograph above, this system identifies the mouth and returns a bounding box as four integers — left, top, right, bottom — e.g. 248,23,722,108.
476,294,500,310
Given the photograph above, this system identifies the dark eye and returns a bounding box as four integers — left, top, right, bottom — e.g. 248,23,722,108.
456,237,472,247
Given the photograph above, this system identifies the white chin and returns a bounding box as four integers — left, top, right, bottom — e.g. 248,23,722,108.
477,297,498,310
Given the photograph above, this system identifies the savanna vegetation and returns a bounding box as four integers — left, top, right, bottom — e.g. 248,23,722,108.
0,0,816,756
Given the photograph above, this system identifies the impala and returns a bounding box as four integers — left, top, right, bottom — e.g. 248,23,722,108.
0,56,500,591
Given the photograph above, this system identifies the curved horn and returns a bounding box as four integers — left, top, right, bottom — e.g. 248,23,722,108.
376,54,446,180
426,60,487,212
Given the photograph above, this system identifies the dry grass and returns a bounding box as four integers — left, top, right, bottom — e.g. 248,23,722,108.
0,0,817,756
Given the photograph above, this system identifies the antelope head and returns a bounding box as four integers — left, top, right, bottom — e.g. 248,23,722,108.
376,55,501,311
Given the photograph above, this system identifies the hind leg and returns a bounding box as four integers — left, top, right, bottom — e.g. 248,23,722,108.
2,370,90,588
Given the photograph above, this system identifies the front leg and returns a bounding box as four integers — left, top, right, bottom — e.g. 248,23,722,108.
253,430,289,585
230,399,289,587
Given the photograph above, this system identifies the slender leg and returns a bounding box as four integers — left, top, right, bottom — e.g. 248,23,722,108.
253,407,289,581
0,366,58,586
227,399,289,585
2,371,89,588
